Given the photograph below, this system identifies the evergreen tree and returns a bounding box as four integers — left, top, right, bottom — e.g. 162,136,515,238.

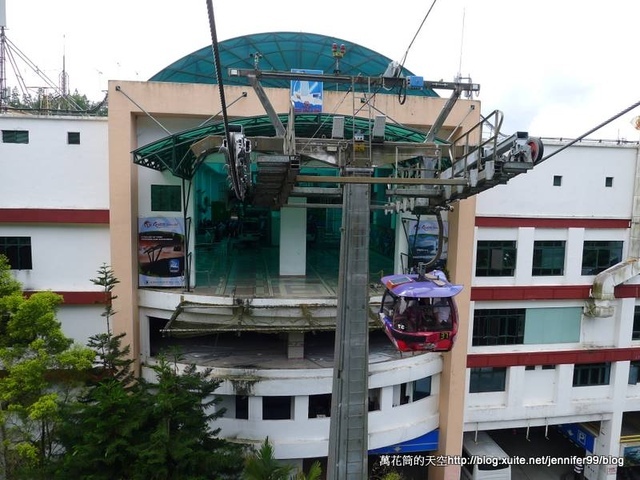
53,265,246,479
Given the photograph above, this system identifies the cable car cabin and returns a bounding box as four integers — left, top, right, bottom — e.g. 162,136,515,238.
378,271,462,352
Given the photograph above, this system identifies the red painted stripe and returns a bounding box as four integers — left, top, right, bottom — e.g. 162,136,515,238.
0,208,109,224
475,217,630,229
467,348,640,368
471,284,640,301
24,290,108,305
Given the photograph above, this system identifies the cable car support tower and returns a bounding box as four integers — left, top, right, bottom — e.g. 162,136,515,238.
204,3,544,478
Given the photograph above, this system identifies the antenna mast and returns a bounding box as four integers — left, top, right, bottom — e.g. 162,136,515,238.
0,0,7,112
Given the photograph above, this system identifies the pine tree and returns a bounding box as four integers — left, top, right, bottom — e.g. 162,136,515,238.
53,265,246,479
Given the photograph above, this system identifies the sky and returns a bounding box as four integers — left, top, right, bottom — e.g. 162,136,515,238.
2,0,640,141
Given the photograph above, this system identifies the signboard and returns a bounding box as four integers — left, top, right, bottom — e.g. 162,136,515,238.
556,423,595,453
138,217,185,287
622,444,640,466
291,69,323,113
406,218,448,269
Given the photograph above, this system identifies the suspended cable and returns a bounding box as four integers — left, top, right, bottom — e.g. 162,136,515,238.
539,99,640,163
399,0,438,71
205,0,231,148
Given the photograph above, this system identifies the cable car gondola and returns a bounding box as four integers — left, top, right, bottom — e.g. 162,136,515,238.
378,270,462,352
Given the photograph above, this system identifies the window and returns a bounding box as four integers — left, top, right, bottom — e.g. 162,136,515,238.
475,240,517,277
473,309,525,346
553,175,562,186
235,395,248,419
469,367,507,393
581,240,622,275
605,177,613,187
634,307,640,341
368,388,381,411
263,396,292,420
573,363,611,387
525,365,535,371
412,377,432,401
541,364,557,370
0,237,32,270
532,240,565,276
629,361,640,385
2,130,29,144
151,185,182,212
67,131,80,144
308,393,331,418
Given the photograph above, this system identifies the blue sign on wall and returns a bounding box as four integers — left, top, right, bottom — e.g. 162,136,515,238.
369,429,439,454
557,423,596,453
291,69,323,113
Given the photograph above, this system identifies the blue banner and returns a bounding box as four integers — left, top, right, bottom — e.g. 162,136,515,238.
557,423,595,453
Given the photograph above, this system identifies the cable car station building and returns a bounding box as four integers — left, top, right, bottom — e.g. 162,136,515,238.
108,31,494,478
5,30,638,480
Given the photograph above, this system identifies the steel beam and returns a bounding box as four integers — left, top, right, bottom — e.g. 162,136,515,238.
327,170,371,480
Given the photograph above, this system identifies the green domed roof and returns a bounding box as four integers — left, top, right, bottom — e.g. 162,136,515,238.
149,31,437,97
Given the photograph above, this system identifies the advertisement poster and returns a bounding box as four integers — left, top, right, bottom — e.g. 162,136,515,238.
406,217,448,268
291,69,323,113
138,217,185,287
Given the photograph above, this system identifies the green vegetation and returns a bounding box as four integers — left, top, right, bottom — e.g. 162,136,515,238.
6,88,107,116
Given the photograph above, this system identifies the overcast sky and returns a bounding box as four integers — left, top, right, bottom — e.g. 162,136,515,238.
3,0,640,141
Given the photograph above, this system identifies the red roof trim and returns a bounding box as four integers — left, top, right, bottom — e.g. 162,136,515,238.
475,217,630,229
467,347,640,368
24,290,107,305
471,284,640,301
0,208,109,224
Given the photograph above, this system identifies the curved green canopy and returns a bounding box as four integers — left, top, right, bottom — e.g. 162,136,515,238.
149,31,437,97
133,113,434,179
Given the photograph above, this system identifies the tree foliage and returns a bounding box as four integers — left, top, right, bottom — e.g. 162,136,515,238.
7,87,107,116
52,265,246,480
0,255,94,480
243,437,322,480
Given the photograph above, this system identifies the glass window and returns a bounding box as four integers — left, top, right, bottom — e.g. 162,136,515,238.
2,130,29,144
532,240,565,276
263,396,292,420
151,185,182,212
581,241,622,275
308,393,331,418
469,367,507,393
473,309,525,346
553,175,562,186
475,240,516,277
605,177,613,187
412,377,432,401
573,363,611,387
633,306,640,341
0,237,32,270
235,395,248,419
368,388,381,411
629,361,640,385
67,132,80,144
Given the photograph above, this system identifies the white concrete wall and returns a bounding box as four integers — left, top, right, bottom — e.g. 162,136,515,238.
141,340,443,459
0,115,108,208
0,224,110,290
476,141,637,219
58,304,109,346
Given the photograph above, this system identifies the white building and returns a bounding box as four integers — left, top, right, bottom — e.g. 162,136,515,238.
4,33,640,480
0,114,110,345
467,139,640,479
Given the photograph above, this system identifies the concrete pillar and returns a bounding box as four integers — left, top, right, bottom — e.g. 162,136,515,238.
279,198,307,275
433,196,476,480
287,332,304,359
